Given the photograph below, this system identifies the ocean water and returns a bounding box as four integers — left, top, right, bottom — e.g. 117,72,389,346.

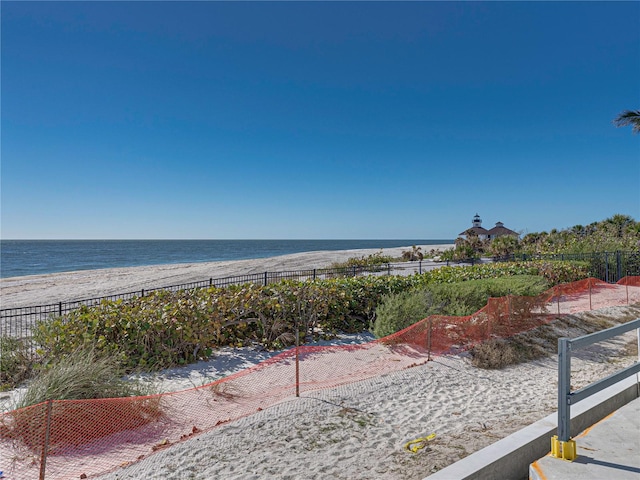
0,240,453,279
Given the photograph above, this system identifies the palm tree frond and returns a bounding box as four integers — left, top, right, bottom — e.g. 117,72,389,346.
613,109,640,134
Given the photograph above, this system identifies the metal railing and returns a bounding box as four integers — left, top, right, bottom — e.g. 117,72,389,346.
552,318,640,460
506,251,640,284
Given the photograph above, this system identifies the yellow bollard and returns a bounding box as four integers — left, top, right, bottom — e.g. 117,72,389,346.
563,439,577,460
551,435,561,457
551,435,577,461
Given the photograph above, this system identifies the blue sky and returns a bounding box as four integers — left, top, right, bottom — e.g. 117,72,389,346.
2,1,639,240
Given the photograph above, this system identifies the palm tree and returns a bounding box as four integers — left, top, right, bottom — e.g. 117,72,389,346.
488,235,519,259
613,109,640,134
600,214,634,238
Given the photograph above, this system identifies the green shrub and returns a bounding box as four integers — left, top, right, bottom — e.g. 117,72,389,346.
373,275,549,338
0,336,35,391
329,251,396,270
373,289,441,338
34,286,261,371
426,275,549,316
328,275,416,332
401,245,424,261
31,261,582,371
423,261,588,286
441,244,481,262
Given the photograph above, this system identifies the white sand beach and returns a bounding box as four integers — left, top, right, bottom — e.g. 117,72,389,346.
0,244,452,308
96,306,638,480
0,245,638,480
2,305,637,480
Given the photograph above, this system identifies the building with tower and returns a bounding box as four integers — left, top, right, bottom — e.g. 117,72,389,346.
458,214,518,240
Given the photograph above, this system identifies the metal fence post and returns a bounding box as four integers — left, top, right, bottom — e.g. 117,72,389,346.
295,319,300,398
637,326,640,394
39,399,53,480
626,276,630,305
507,292,512,333
558,338,571,442
58,302,62,317
427,318,432,361
264,272,268,286
605,252,609,283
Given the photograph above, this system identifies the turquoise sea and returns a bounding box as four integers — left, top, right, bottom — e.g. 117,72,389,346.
0,239,454,278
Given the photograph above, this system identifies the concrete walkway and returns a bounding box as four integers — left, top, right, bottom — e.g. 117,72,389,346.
529,395,640,480
424,376,639,480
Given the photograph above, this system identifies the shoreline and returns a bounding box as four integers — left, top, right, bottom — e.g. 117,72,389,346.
0,244,453,309
0,239,456,279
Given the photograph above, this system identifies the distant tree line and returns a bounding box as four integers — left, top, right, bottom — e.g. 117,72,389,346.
443,109,639,262
443,214,640,261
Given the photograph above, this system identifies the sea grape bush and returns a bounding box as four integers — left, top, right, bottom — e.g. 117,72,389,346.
421,261,588,285
35,286,265,370
34,260,589,371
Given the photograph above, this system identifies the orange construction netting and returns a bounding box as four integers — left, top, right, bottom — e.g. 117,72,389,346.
1,277,638,479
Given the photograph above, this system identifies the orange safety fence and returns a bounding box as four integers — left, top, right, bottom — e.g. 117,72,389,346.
1,277,639,479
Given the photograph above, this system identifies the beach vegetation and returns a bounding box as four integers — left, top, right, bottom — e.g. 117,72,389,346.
468,339,521,369
521,215,638,256
0,336,36,391
372,275,550,337
422,260,588,285
373,289,441,338
329,250,396,270
401,245,424,261
16,347,154,408
425,275,549,316
440,242,481,263
470,306,640,369
29,260,587,374
442,215,639,266
487,235,520,259
0,347,162,451
210,380,243,400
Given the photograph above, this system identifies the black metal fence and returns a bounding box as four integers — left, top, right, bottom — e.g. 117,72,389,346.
0,261,435,342
1,251,638,351
504,250,640,283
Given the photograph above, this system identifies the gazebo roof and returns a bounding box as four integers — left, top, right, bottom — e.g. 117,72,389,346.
487,224,518,236
459,226,489,236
